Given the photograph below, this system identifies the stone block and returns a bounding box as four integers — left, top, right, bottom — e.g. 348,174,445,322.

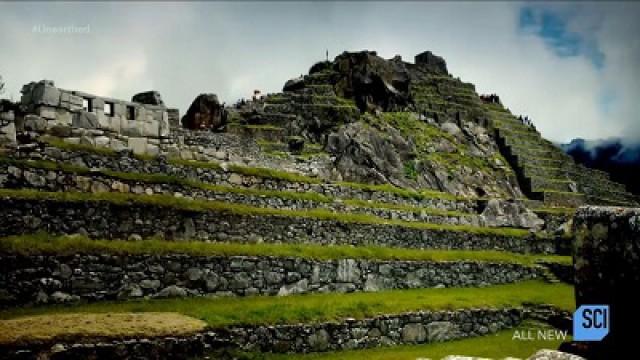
159,111,170,137
53,108,73,126
120,119,144,137
60,91,70,104
91,97,105,111
401,323,426,343
33,83,60,107
23,115,47,132
127,137,148,155
143,119,160,137
114,103,126,117
135,106,146,122
38,106,57,120
0,121,16,144
109,138,127,152
145,143,160,156
94,136,110,148
167,108,180,128
97,114,121,133
72,111,99,129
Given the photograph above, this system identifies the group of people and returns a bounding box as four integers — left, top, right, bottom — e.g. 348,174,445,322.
480,93,500,104
517,115,536,130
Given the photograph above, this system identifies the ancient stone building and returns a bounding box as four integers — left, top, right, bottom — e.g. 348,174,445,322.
19,80,170,138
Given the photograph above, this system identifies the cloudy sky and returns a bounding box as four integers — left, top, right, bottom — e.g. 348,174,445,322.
1,1,638,143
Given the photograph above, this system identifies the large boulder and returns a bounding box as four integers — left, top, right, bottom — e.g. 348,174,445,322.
332,50,411,112
283,76,305,92
181,93,227,131
131,91,164,106
479,199,544,230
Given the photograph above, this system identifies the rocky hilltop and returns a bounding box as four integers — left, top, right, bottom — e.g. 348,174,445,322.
0,50,634,359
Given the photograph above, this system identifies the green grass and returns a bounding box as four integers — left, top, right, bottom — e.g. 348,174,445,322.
0,281,575,328
0,233,570,266
342,199,471,217
0,189,533,237
336,181,465,202
254,321,570,360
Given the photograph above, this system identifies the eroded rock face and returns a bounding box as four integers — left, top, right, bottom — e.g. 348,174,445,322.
327,121,415,187
182,94,227,130
333,50,411,113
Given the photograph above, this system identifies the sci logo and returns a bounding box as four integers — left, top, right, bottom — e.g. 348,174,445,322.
573,305,609,341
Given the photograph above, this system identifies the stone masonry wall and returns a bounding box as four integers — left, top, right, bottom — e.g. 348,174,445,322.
19,80,169,138
0,197,558,254
1,306,569,359
0,254,542,307
14,145,479,213
0,161,481,226
572,206,640,358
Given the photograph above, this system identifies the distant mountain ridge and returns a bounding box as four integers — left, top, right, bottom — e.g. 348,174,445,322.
561,138,640,196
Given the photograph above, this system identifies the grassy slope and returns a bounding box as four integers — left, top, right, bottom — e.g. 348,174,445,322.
0,234,571,266
0,189,533,237
0,281,575,328
253,321,569,360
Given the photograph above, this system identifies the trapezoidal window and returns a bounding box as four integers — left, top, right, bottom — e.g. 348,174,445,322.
126,105,135,120
82,98,93,112
104,102,114,117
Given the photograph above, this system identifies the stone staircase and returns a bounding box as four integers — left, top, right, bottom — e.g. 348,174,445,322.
487,105,638,207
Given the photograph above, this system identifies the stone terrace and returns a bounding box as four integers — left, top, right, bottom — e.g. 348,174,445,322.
488,104,637,207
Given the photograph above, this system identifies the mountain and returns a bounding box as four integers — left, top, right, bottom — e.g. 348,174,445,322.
561,138,640,196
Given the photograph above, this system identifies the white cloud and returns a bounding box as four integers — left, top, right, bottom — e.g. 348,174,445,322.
0,1,638,143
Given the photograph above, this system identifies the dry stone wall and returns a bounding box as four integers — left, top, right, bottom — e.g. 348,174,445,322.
0,161,480,226
0,254,542,307
572,206,640,358
0,306,569,359
14,146,478,213
0,197,558,254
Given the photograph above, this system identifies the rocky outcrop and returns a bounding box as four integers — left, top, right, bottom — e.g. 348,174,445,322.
333,50,411,113
414,51,448,74
182,94,227,130
327,121,415,187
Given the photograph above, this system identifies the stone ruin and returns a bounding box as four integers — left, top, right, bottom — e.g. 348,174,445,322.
0,80,181,155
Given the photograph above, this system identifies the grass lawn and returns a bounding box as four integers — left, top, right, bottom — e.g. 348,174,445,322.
243,321,569,360
0,312,206,345
0,281,574,329
0,233,571,266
